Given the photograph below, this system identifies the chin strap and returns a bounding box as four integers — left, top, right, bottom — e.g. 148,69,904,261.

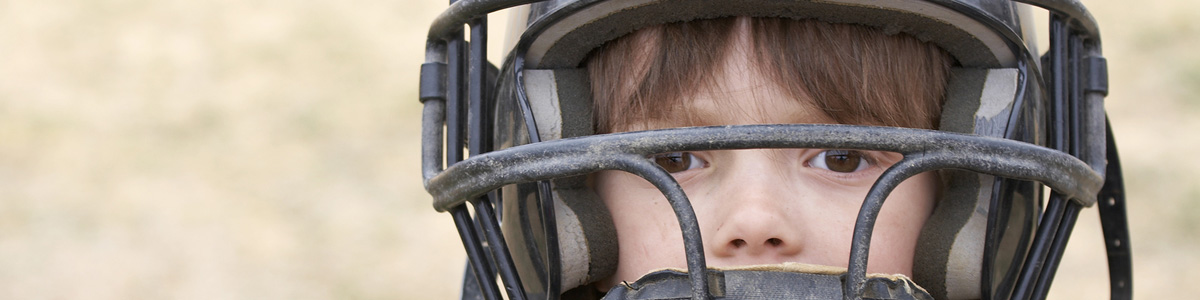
1096,120,1132,299
601,266,933,300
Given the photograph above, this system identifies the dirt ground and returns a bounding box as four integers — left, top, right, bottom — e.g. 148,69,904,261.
0,0,1195,299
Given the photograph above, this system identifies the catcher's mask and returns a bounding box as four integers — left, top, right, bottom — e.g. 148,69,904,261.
418,0,1132,299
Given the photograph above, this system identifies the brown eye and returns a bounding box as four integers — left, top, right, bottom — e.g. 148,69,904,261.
651,152,704,173
809,150,870,173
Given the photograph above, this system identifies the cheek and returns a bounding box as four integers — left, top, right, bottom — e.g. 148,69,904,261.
794,183,867,266
870,172,938,272
593,171,688,285
880,172,938,227
595,171,671,222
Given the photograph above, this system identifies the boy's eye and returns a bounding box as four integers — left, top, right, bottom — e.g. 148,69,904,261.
809,150,871,173
650,152,705,173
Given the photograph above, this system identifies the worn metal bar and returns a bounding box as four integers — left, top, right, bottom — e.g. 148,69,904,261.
1047,14,1068,154
1012,13,1069,300
447,36,466,166
467,15,527,300
425,124,1103,212
467,20,487,156
452,205,502,300
1028,27,1090,299
1014,0,1101,42
428,0,541,43
843,154,941,299
421,100,446,182
610,155,710,300
1013,193,1067,300
1033,202,1081,299
443,2,501,297
471,199,525,300
1068,23,1083,161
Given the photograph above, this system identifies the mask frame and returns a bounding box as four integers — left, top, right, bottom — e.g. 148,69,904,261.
418,0,1132,299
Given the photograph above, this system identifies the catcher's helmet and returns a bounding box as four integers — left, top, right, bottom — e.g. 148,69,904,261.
419,0,1131,299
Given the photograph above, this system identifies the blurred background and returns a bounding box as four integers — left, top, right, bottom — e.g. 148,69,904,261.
0,0,1195,298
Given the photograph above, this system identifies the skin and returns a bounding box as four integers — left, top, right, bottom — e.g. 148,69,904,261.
592,21,938,289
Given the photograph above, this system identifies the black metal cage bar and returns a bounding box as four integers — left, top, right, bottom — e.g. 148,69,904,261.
426,125,1102,210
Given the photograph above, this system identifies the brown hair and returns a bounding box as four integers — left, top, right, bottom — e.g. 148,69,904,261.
587,17,954,133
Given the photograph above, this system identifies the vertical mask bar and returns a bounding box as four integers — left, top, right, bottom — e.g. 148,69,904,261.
452,206,502,300
843,156,933,300
1047,15,1067,153
1013,13,1070,300
1067,20,1083,161
446,17,466,166
445,2,501,298
1033,203,1081,299
468,15,528,300
466,8,487,158
1012,193,1067,300
471,201,524,299
1030,28,1089,299
617,157,710,300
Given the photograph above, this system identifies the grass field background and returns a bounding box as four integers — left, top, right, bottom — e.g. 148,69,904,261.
0,0,1196,298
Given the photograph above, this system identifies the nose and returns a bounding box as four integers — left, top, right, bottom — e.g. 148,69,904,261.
711,205,803,258
708,151,804,260
710,200,806,259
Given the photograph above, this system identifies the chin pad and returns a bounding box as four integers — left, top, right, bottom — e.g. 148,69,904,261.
553,176,620,292
915,67,1018,299
603,263,932,300
524,67,620,292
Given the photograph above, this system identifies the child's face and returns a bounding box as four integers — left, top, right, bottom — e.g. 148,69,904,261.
592,32,938,288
